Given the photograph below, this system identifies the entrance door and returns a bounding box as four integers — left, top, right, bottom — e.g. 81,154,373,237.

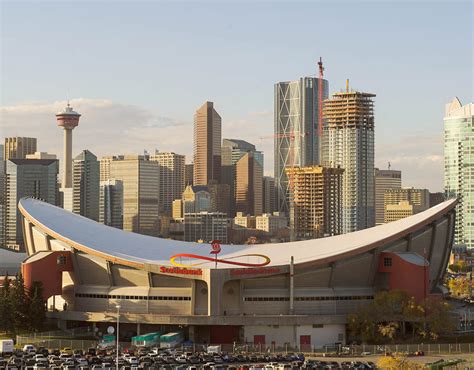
300,335,311,351
254,335,265,345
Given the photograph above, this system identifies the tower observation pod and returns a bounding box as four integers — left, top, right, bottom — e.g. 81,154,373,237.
56,102,81,188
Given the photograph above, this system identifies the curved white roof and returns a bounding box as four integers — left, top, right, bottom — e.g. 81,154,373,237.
19,197,456,270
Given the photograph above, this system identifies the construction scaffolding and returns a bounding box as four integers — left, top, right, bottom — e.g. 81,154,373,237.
323,90,376,130
285,166,344,241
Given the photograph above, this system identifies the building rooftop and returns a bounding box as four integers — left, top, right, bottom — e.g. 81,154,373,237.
19,197,456,270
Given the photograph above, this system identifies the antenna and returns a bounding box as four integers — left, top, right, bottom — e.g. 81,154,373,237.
388,161,391,170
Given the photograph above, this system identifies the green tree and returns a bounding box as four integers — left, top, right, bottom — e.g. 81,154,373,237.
0,274,13,333
10,272,29,332
28,281,46,332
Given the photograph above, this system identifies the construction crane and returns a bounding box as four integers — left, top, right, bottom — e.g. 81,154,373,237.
318,57,325,137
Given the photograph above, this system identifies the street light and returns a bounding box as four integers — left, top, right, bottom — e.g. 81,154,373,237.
116,304,121,370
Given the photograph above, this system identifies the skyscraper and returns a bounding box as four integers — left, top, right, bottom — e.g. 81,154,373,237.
4,137,37,160
375,168,402,225
444,97,474,248
56,103,81,188
222,138,264,216
150,151,185,214
109,155,160,236
72,150,100,221
100,155,124,182
274,77,329,213
322,88,375,234
193,101,222,185
235,151,263,216
185,163,194,186
182,185,211,213
384,188,430,216
99,179,123,229
286,166,343,240
0,145,4,247
5,159,59,251
262,176,276,214
184,212,228,243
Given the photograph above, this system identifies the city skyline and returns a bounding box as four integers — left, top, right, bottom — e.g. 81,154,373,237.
1,1,472,193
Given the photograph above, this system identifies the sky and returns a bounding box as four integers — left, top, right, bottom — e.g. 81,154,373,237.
1,0,472,192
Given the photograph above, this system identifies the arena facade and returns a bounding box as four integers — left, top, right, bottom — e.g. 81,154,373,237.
19,197,456,348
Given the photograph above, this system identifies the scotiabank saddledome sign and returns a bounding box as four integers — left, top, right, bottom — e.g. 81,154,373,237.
169,240,271,269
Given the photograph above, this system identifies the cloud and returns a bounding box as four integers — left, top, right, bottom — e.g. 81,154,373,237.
0,98,192,161
376,134,444,192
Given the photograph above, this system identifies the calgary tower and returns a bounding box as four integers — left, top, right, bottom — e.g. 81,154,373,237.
56,101,81,188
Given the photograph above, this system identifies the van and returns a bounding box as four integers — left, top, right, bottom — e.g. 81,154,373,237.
0,339,14,355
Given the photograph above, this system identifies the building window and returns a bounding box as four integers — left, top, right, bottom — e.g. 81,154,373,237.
383,257,393,267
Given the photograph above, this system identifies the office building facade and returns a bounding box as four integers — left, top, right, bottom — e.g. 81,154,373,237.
4,137,37,160
150,151,185,214
384,188,430,216
444,97,474,248
99,179,123,229
109,155,160,236
100,155,124,182
182,185,211,214
322,90,376,234
72,150,100,221
184,212,228,243
274,77,329,213
235,152,263,216
5,159,58,250
193,101,222,186
262,176,276,214
375,168,402,225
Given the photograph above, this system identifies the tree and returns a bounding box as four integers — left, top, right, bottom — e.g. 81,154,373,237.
10,272,29,332
348,290,455,343
0,274,13,333
378,322,399,340
28,281,46,332
377,355,423,369
448,276,471,297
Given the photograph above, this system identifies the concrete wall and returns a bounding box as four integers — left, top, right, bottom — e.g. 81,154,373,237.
243,324,345,349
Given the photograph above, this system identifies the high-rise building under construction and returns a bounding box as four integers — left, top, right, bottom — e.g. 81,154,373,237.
285,166,343,240
274,77,329,214
322,87,375,234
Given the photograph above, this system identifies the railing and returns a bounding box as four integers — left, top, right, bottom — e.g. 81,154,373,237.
12,335,474,355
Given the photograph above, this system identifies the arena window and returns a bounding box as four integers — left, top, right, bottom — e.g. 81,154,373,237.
75,293,191,301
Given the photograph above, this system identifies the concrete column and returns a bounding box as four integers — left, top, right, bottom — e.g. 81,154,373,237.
190,280,196,315
188,325,196,342
207,270,226,316
289,256,294,314
63,128,73,188
137,323,141,336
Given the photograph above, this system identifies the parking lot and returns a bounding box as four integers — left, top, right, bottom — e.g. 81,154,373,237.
0,344,379,369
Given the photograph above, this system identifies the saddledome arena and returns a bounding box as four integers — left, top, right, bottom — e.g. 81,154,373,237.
19,197,456,348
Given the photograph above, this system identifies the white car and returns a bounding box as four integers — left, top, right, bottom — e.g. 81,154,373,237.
128,356,139,366
76,358,88,366
23,344,36,353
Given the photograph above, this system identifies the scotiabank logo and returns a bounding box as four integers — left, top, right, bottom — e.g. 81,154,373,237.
159,266,202,275
230,267,280,275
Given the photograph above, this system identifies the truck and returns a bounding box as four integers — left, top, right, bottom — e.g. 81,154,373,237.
159,332,183,348
0,339,14,355
131,332,161,347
